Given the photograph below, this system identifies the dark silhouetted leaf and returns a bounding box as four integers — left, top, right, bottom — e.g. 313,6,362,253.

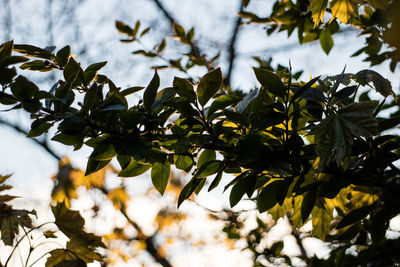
257,181,282,212
197,68,222,106
253,67,286,98
336,205,373,229
143,70,159,112
118,158,151,177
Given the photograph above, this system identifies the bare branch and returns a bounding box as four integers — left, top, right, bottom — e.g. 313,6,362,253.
151,0,175,25
224,1,244,89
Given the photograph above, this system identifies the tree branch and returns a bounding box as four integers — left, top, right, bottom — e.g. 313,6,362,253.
150,0,213,71
293,230,308,260
224,1,244,88
151,0,175,25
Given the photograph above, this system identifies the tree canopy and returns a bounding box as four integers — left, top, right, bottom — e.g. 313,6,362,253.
1,0,400,266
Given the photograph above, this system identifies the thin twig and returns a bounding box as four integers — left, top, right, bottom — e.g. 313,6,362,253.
150,0,212,71
151,0,175,25
224,1,244,89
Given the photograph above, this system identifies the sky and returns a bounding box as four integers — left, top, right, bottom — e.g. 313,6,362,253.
0,0,399,266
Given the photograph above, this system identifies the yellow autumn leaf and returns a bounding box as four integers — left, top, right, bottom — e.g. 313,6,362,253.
331,0,357,24
268,197,293,222
311,198,333,240
308,0,329,26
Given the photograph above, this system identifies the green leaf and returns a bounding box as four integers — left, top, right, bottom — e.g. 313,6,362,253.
257,181,282,213
0,40,13,59
54,258,86,267
121,86,144,96
174,23,186,38
1,211,33,246
197,68,222,106
85,158,110,176
0,56,29,67
118,158,151,177
332,85,357,104
355,70,393,97
63,57,83,84
336,205,373,229
11,76,39,101
208,171,223,192
46,249,77,267
197,149,216,169
195,160,224,178
253,68,286,98
224,110,249,127
51,202,104,248
151,161,171,195
235,88,259,113
301,190,317,222
66,237,103,263
52,133,82,146
0,67,17,85
13,44,53,59
52,202,85,237
207,95,238,119
85,61,107,72
44,230,58,239
242,0,250,7
178,177,203,207
143,70,160,112
55,45,71,67
22,98,42,113
173,77,195,102
319,29,334,54
83,83,98,111
27,119,52,137
174,155,193,172
137,27,149,38
370,208,387,243
311,101,378,168
90,143,116,161
151,87,176,111
229,173,256,208
311,199,333,240
115,21,133,35
378,117,400,132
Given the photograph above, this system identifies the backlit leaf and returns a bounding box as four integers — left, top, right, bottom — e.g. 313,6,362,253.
151,161,171,195
319,29,334,54
143,70,160,112
173,77,195,102
331,0,357,24
253,68,286,98
118,158,151,177
197,149,216,169
311,199,333,240
197,68,222,106
257,181,282,213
